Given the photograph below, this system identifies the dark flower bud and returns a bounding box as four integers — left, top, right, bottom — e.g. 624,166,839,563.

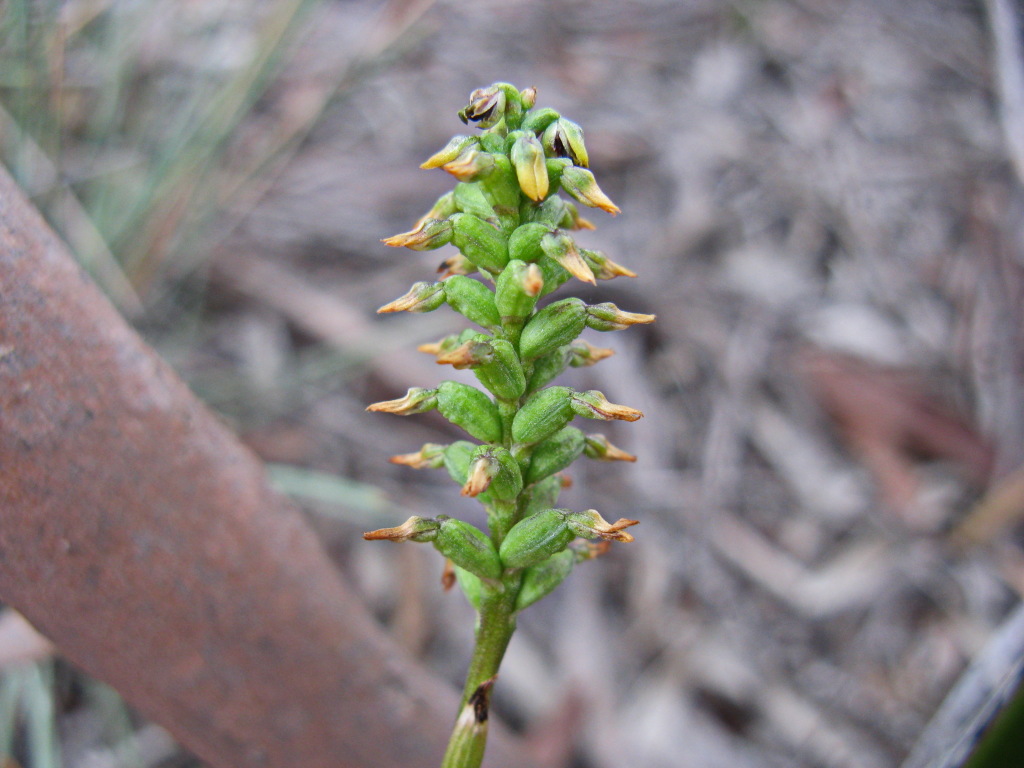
542,117,589,168
437,253,476,278
458,83,521,128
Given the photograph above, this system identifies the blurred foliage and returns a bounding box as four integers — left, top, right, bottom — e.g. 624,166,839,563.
963,676,1024,768
0,0,320,313
0,661,60,768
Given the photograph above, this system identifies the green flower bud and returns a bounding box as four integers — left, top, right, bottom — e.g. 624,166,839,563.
389,442,448,469
559,166,620,215
531,195,572,228
564,509,639,542
377,281,447,314
544,157,573,191
421,135,480,169
526,347,571,392
580,249,636,280
507,222,553,263
472,339,527,401
443,275,502,330
510,133,549,202
443,441,477,485
525,341,612,393
381,217,454,250
434,516,502,580
436,381,502,443
462,446,523,501
569,390,644,422
524,474,564,517
511,386,574,445
453,182,499,224
518,298,587,361
363,515,440,542
536,256,572,297
443,149,496,183
451,213,510,274
542,117,589,168
521,107,560,134
583,433,637,462
477,154,521,212
366,387,438,415
514,548,576,612
541,231,596,285
479,131,506,154
412,191,459,230
495,260,543,321
519,87,538,110
454,564,483,610
499,508,574,569
584,302,657,331
525,426,586,484
560,201,596,231
435,339,494,370
568,339,615,367
417,328,480,358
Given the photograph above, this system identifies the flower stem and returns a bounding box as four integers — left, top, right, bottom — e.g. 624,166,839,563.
440,584,519,768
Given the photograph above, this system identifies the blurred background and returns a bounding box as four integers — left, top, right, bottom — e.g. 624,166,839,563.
3,0,1024,766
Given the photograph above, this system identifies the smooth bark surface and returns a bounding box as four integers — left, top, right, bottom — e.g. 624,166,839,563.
0,165,534,768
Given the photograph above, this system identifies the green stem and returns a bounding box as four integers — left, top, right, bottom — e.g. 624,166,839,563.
440,588,519,768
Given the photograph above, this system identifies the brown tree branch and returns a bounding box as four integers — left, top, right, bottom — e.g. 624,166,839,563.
0,165,535,768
